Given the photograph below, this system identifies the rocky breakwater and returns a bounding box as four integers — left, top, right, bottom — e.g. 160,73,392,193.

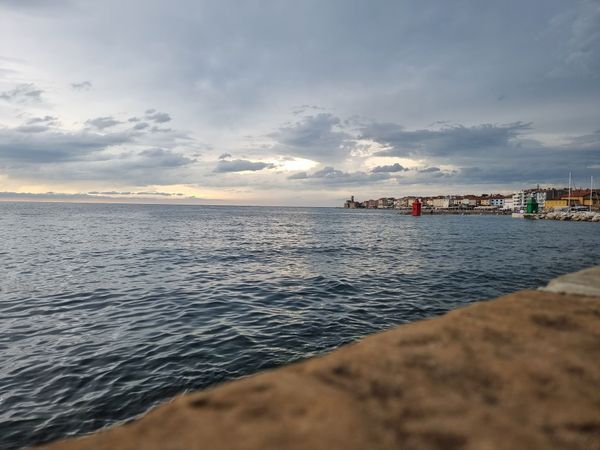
36,267,600,450
539,211,600,222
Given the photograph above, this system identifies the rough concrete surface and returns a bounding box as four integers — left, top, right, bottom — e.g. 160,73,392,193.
542,266,600,297
37,275,600,450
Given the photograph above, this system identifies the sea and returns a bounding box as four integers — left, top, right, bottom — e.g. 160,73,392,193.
1,202,599,450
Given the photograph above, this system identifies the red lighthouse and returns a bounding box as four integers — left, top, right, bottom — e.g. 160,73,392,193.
411,198,422,216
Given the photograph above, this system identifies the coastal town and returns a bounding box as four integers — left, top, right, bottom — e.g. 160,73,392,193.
343,186,600,213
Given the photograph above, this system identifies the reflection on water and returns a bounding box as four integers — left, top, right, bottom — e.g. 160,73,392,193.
0,203,599,450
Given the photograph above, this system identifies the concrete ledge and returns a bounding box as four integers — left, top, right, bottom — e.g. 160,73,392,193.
541,266,600,297
37,269,600,450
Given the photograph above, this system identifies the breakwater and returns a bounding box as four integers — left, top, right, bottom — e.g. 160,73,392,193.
394,209,600,220
35,267,600,450
538,211,600,222
396,209,512,215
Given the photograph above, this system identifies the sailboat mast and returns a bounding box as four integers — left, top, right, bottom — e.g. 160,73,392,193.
592,176,594,212
568,171,572,211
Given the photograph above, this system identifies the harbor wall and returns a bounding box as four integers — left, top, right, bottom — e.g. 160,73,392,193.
37,267,600,450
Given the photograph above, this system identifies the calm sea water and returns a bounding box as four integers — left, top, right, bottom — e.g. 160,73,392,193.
1,202,599,449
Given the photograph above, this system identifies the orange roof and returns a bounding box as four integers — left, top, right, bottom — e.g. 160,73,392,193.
562,189,593,198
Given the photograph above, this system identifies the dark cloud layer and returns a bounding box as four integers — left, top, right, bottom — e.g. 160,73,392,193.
372,163,408,173
363,122,531,158
269,113,353,162
214,159,275,173
145,110,171,123
133,122,149,130
289,166,390,186
85,116,121,130
0,128,131,163
0,116,196,187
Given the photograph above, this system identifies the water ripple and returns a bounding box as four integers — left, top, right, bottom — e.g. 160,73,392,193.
0,203,599,450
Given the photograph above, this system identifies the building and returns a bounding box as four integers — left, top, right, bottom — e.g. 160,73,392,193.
458,195,480,207
343,195,361,209
422,197,435,207
489,195,505,208
545,189,600,210
377,197,395,209
503,196,514,210
565,189,599,207
532,190,547,209
432,197,452,208
512,191,526,211
513,189,547,211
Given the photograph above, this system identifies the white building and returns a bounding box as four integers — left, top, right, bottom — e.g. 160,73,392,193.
533,191,547,209
512,191,526,211
513,190,547,211
432,197,452,208
503,196,514,210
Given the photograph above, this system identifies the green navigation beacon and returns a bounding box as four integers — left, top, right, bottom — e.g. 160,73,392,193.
526,196,539,214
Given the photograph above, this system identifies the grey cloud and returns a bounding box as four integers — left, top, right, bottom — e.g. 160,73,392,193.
4,1,596,135
145,110,171,123
134,191,181,196
290,166,390,186
394,168,456,186
218,152,232,160
364,122,531,158
269,113,354,162
418,166,441,173
150,125,172,133
564,129,600,149
287,171,308,180
71,81,92,91
86,116,122,130
0,109,196,188
362,119,599,187
0,83,43,103
0,191,103,200
18,147,197,186
0,128,132,163
128,117,140,122
15,124,49,133
137,148,193,167
26,115,58,125
16,115,60,132
292,105,326,115
133,121,149,130
558,0,600,77
371,163,407,173
214,159,275,173
0,191,201,203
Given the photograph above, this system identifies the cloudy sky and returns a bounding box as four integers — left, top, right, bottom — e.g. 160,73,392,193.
0,0,598,205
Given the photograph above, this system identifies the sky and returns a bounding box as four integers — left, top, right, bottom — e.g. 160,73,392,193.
0,0,598,206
